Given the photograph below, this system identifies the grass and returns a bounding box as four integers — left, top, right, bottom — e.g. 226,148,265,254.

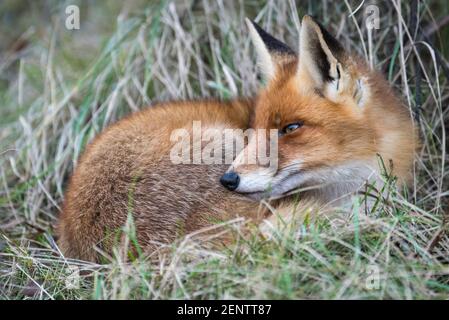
1,0,448,299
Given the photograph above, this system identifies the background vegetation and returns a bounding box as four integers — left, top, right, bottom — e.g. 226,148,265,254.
0,0,448,299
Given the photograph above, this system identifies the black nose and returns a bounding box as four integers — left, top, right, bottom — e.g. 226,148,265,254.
220,172,240,191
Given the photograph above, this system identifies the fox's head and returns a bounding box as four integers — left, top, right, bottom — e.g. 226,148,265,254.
220,16,416,202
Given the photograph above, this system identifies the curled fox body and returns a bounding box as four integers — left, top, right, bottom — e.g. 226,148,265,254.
58,16,417,261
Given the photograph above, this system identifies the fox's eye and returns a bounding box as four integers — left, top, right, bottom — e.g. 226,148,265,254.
280,122,303,136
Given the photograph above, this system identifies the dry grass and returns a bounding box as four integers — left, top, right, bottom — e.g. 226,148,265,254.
0,0,448,299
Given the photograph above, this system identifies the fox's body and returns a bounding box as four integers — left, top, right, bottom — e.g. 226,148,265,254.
58,100,264,261
58,16,417,262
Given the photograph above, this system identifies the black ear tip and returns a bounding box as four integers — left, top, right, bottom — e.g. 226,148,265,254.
245,17,255,28
247,19,266,36
245,17,265,34
246,18,295,55
302,14,319,25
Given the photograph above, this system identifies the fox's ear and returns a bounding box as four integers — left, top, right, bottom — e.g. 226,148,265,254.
297,16,366,106
246,18,296,81
298,15,345,88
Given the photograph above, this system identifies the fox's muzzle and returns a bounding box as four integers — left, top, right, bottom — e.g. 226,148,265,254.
220,171,240,191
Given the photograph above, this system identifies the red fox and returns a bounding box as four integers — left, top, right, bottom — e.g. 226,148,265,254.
57,16,417,262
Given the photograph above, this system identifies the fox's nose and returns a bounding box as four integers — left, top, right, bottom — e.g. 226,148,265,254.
220,172,240,191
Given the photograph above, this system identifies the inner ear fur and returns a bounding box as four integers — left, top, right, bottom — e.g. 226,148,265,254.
298,16,369,107
299,15,347,86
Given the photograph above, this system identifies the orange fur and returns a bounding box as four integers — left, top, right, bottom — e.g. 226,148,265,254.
57,99,267,261
58,16,418,262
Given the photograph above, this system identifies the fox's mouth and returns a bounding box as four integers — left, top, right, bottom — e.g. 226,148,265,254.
238,190,271,201
240,187,300,201
236,170,306,200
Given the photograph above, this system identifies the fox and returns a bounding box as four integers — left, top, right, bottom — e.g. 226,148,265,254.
57,16,417,262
